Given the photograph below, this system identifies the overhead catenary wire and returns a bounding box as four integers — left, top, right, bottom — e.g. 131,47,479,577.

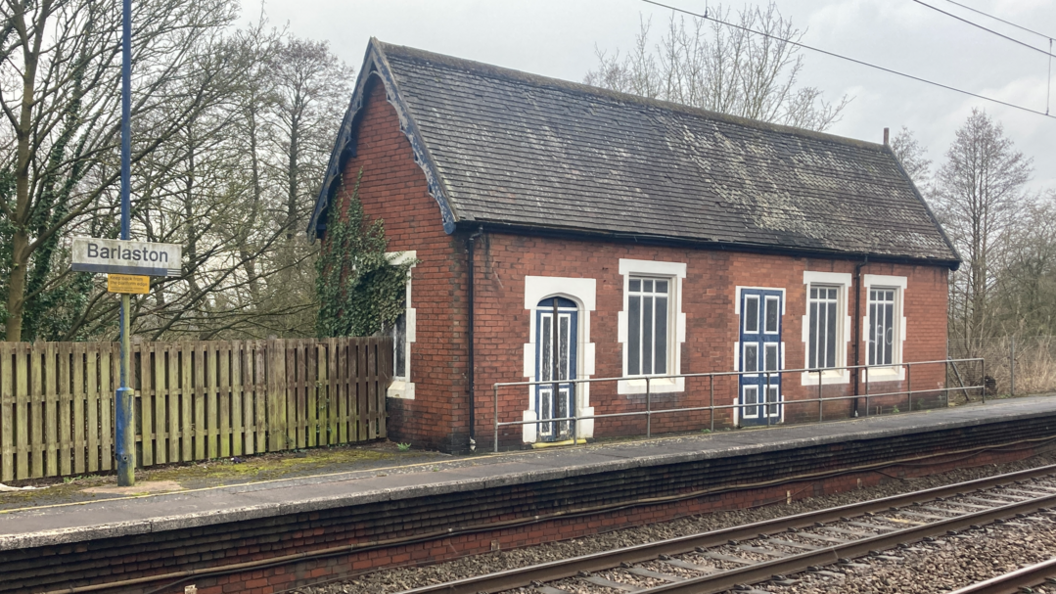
911,0,1055,59
639,0,1056,121
940,0,1054,41
933,0,1055,115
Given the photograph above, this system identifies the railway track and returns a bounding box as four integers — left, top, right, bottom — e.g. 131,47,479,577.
947,557,1056,594
394,463,1056,594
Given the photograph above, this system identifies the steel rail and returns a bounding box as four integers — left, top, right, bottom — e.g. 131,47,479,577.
637,491,1056,593
947,558,1056,594
395,463,1056,594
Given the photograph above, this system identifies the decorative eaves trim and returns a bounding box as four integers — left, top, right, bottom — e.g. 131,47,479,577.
307,39,458,242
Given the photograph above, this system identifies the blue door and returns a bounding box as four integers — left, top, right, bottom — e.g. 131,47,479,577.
535,297,578,441
739,290,783,426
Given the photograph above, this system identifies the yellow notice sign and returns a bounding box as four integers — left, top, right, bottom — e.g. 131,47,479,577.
107,274,150,294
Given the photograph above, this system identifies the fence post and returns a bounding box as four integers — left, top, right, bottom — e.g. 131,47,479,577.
494,384,499,453
266,338,287,451
1,342,12,483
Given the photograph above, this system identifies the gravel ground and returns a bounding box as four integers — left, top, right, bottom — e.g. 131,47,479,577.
768,513,1056,593
289,448,1056,594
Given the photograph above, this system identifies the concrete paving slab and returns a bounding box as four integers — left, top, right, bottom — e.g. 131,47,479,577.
2,395,1055,551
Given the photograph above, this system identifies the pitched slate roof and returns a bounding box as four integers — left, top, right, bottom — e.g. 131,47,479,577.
310,39,959,267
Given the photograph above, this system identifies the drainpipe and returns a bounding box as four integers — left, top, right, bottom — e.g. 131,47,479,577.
465,226,484,452
852,257,869,417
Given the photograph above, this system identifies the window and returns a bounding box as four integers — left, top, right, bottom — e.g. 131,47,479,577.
744,295,759,333
808,286,840,369
627,277,669,376
393,292,408,378
764,296,780,334
764,343,779,372
618,259,686,395
862,274,907,379
385,251,416,399
743,342,758,374
800,271,851,385
743,386,759,417
868,288,895,366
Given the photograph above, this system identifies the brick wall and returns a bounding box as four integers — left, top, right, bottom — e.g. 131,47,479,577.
329,73,952,452
329,76,469,451
472,235,951,447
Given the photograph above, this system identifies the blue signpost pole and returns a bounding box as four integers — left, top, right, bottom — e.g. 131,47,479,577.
116,0,135,487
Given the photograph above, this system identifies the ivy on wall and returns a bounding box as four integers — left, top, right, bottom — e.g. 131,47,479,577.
315,169,415,338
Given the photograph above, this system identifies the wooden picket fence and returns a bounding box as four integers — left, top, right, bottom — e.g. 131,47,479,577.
0,337,392,482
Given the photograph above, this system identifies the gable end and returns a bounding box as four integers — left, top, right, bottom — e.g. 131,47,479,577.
307,40,458,241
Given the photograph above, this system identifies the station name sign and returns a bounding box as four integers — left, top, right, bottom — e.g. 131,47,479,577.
72,237,181,277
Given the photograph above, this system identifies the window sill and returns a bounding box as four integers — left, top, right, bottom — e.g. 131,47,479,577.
861,366,905,382
387,380,415,400
618,376,685,395
800,369,850,386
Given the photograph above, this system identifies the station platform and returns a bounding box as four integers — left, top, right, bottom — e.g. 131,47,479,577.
4,395,1056,594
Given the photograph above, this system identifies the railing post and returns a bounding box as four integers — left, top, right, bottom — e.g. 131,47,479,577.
493,384,499,453
944,361,950,408
765,371,771,427
572,380,578,446
906,363,912,413
817,369,823,422
709,374,715,433
981,358,987,404
864,365,870,416
646,376,652,439
1010,337,1016,398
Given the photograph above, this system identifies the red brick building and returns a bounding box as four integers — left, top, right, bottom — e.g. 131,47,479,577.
308,40,960,453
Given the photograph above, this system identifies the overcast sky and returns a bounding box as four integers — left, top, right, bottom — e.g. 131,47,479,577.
241,0,1055,193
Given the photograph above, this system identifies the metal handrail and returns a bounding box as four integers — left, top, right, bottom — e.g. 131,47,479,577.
492,358,986,452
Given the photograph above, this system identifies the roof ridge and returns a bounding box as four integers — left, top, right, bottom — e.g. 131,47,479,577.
372,39,884,152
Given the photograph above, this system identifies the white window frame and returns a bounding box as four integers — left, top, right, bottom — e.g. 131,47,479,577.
743,294,760,334
861,274,907,382
386,251,416,399
764,295,781,335
618,259,687,395
801,271,851,386
522,276,596,442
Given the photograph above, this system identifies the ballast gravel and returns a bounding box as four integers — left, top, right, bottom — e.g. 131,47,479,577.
289,450,1056,594
767,515,1056,593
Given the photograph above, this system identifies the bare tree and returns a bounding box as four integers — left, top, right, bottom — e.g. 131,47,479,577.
0,0,238,342
267,37,352,238
585,3,850,131
0,3,353,342
889,126,932,192
934,109,1033,358
992,192,1056,335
